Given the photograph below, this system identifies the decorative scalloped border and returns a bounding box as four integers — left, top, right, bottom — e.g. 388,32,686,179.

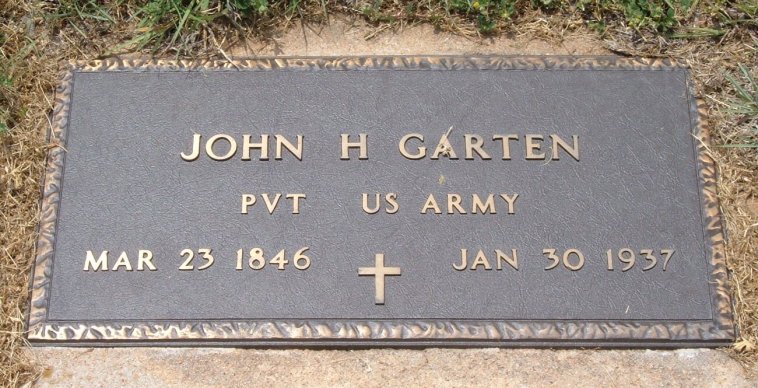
26,56,734,345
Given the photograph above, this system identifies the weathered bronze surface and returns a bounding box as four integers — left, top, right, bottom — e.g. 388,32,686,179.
27,56,734,347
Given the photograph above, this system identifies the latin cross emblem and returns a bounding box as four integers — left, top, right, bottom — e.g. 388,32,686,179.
358,253,401,305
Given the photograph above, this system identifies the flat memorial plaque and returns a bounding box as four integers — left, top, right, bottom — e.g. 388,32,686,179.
27,56,734,347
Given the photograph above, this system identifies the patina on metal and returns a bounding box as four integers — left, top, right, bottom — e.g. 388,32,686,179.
27,56,734,347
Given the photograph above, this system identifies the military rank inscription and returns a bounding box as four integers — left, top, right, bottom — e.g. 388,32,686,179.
27,57,734,347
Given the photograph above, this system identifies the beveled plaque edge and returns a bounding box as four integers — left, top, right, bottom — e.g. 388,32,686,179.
26,56,735,346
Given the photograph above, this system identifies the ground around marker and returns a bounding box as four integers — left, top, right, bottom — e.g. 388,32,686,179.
1,1,756,385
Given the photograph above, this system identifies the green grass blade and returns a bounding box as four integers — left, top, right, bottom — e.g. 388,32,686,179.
171,1,196,46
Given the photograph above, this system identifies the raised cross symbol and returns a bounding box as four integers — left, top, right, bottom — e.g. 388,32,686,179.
358,253,402,305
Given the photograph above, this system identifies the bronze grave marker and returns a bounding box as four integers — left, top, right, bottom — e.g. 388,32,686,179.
26,56,734,347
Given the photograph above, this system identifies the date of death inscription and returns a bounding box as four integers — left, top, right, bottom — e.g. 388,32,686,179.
81,247,675,305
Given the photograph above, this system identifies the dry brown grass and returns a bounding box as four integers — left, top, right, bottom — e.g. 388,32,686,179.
1,1,55,385
0,0,756,386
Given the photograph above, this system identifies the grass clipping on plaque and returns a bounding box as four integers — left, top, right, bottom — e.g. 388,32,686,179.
0,0,756,384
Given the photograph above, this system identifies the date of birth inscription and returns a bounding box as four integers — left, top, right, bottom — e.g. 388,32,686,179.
82,248,311,272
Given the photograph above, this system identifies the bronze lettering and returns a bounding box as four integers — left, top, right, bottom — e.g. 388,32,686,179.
496,249,518,270
362,193,381,214
84,250,108,272
454,249,468,271
525,134,545,160
287,194,306,214
396,133,579,161
180,134,202,161
84,250,157,272
492,134,519,160
464,134,492,160
262,193,282,214
421,194,442,214
241,194,256,214
341,134,368,160
499,194,519,214
242,134,270,160
385,193,399,214
470,250,492,270
112,251,133,271
137,250,157,271
430,129,458,160
275,135,303,160
456,249,520,271
472,194,497,214
205,134,237,161
399,133,426,160
241,193,306,214
550,134,580,161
